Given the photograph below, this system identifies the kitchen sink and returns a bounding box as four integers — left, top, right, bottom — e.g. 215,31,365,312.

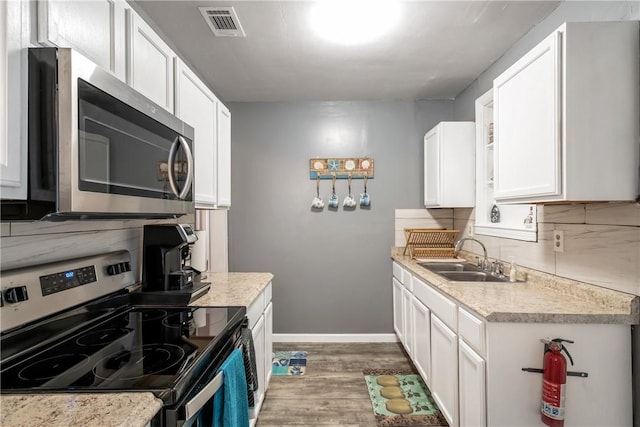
418,262,510,282
437,271,510,282
418,262,481,272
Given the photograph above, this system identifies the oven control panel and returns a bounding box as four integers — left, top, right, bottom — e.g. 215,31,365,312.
0,251,135,332
40,265,98,296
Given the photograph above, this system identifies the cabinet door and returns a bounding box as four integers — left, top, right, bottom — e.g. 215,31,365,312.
493,30,560,201
459,339,486,427
264,301,273,390
411,296,431,388
175,60,218,208
251,314,266,411
0,0,28,200
401,286,413,357
423,127,440,207
38,0,127,80
392,278,404,342
217,103,231,207
127,9,175,112
431,314,458,427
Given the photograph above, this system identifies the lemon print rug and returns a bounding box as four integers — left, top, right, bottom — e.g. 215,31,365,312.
363,369,448,426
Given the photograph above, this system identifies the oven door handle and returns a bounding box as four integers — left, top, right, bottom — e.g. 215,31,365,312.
184,370,224,420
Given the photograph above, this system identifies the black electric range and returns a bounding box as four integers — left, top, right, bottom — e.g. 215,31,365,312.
0,251,248,426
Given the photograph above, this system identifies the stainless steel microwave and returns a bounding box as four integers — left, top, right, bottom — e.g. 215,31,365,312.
1,48,195,221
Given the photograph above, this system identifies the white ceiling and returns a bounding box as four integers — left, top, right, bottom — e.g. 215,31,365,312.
133,1,561,102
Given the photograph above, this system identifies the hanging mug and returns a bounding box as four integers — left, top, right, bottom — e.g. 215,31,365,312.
359,174,371,207
343,175,357,208
311,175,324,209
328,175,339,208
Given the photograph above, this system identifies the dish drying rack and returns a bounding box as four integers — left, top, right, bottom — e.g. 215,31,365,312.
403,228,460,259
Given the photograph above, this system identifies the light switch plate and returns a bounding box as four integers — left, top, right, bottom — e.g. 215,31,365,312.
553,230,564,252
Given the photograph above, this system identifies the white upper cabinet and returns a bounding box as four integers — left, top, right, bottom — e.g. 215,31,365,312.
493,21,639,203
474,89,537,242
216,103,232,208
424,122,475,208
37,0,127,80
175,59,219,208
1,0,28,200
127,9,175,112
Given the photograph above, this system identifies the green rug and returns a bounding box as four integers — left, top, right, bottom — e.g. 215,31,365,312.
363,369,448,426
272,350,307,376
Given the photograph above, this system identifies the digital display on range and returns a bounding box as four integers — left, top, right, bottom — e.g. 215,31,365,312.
40,265,97,296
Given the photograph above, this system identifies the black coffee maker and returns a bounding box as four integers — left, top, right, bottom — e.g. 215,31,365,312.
139,224,210,304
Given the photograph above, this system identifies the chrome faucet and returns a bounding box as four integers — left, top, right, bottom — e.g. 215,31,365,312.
454,237,489,271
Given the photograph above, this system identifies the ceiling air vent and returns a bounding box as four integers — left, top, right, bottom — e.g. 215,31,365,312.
199,6,246,37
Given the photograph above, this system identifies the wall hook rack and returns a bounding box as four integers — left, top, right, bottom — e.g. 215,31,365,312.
309,157,374,179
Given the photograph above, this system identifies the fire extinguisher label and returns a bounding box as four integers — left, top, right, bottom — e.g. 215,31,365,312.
541,379,565,420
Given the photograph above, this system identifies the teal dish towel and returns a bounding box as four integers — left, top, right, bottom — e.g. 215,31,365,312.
213,348,250,427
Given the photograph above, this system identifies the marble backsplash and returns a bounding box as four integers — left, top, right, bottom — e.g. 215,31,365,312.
395,203,640,297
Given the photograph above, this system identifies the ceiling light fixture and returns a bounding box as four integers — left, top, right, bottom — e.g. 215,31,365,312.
310,0,400,46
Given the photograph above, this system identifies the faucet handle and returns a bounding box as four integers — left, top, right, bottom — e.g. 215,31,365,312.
495,261,505,277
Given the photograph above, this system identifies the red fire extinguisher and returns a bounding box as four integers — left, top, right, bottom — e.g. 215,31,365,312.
540,338,574,427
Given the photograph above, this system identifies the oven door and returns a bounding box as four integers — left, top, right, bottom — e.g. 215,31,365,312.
161,328,248,427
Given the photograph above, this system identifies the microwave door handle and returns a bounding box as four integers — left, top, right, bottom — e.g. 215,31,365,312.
167,135,194,200
184,371,224,420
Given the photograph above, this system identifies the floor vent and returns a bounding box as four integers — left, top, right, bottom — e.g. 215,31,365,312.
199,6,246,37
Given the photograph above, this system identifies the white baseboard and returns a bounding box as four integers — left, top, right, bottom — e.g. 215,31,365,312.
273,333,399,343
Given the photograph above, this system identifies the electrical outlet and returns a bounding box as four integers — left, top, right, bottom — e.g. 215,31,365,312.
468,224,474,237
553,230,564,252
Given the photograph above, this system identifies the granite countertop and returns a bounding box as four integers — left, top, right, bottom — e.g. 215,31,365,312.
1,272,273,427
392,248,639,324
0,393,162,427
191,272,274,307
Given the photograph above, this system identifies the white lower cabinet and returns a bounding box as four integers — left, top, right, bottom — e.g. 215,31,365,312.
430,314,458,427
411,296,431,387
401,286,413,357
392,277,404,342
391,263,634,427
251,314,265,415
458,339,486,427
264,301,273,388
247,282,273,425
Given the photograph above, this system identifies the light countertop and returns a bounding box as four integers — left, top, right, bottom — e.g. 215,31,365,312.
192,272,274,307
0,393,163,427
392,248,639,324
1,272,273,427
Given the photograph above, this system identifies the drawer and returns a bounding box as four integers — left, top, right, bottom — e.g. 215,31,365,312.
247,290,265,329
412,276,457,331
392,261,403,281
402,269,413,291
458,307,485,356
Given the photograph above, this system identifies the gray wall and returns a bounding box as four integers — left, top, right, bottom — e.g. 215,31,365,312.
228,100,452,334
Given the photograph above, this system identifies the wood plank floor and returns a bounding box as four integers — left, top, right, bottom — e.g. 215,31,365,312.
256,342,413,427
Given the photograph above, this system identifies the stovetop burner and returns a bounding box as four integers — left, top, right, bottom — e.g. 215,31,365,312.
76,328,132,347
18,354,91,382
93,343,187,380
1,304,246,404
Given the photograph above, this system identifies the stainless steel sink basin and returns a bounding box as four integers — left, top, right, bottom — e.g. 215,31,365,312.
417,262,511,282
418,262,481,272
438,271,510,282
